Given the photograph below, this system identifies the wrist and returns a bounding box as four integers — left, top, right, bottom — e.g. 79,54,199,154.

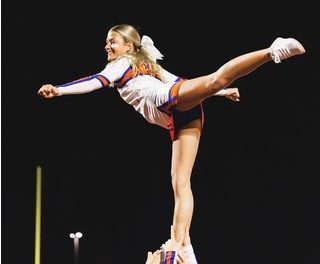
214,89,227,96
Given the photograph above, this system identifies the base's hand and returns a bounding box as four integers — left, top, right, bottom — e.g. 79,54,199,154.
226,87,240,102
182,229,191,246
145,250,161,264
161,225,184,252
38,84,59,99
177,249,188,264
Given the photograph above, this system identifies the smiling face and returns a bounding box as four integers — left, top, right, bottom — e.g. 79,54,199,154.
105,31,133,62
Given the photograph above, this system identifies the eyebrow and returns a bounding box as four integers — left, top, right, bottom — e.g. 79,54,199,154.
106,38,115,43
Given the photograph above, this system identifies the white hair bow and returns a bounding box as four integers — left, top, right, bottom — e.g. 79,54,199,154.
141,35,164,62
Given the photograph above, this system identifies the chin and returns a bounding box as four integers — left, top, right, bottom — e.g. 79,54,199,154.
107,54,116,61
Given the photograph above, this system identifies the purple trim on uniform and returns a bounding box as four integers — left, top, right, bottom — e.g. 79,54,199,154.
116,73,163,89
56,75,110,88
158,98,176,114
119,77,133,87
157,82,178,115
57,76,96,87
113,66,131,88
168,81,178,103
157,101,170,115
94,74,111,86
117,66,131,81
163,251,176,264
168,96,177,103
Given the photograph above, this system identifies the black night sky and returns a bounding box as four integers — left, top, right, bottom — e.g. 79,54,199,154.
2,1,320,264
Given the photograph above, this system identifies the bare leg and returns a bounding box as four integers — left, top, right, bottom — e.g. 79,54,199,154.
171,119,202,241
176,48,271,111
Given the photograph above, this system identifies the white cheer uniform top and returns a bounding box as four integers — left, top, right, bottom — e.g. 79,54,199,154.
57,57,182,129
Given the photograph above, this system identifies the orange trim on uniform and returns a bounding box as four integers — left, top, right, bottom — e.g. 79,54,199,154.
116,67,132,87
164,251,175,264
116,63,159,88
95,74,110,86
168,115,175,141
157,79,184,115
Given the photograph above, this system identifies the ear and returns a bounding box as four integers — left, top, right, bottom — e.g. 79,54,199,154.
125,41,134,53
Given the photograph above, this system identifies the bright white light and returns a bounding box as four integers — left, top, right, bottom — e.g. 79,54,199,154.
75,232,83,238
69,233,75,238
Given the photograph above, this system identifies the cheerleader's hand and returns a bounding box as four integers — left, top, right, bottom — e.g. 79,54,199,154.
38,84,59,99
226,87,240,102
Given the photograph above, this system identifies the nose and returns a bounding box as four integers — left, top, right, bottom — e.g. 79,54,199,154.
105,42,110,51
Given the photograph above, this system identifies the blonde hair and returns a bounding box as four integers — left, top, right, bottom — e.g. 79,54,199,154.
109,24,163,81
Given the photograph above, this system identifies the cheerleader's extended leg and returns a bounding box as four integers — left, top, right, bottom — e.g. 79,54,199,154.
176,37,305,111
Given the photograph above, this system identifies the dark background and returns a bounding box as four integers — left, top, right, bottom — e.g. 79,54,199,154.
2,1,320,263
